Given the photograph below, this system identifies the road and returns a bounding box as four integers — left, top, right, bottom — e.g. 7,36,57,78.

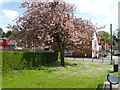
65,55,119,64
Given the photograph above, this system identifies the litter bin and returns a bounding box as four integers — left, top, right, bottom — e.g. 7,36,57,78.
113,64,118,72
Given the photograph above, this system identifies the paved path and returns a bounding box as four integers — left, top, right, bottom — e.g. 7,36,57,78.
65,55,119,64
103,81,118,90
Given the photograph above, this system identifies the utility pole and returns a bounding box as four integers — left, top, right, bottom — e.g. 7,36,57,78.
110,24,113,64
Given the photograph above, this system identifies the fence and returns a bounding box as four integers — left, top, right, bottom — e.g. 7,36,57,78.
64,56,119,64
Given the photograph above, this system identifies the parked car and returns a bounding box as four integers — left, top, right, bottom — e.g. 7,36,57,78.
103,53,111,57
113,50,120,56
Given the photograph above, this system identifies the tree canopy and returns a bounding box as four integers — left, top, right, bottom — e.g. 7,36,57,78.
8,1,104,66
113,29,120,44
0,28,6,38
97,31,111,45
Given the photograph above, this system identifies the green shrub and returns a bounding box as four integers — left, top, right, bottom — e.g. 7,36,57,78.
2,51,58,71
58,52,60,60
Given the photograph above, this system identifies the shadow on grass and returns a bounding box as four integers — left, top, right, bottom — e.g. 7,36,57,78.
110,71,115,73
108,70,117,73
28,61,77,69
25,61,78,73
96,84,103,90
65,62,77,66
3,61,78,74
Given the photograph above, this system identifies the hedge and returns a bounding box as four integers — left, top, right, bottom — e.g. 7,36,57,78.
2,51,58,71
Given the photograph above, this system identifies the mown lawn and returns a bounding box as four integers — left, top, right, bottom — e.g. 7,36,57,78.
2,60,117,89
0,51,2,89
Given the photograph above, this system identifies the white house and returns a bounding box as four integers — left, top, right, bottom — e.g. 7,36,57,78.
64,31,101,58
92,32,102,58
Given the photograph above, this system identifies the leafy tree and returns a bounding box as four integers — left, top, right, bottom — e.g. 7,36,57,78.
97,31,111,45
113,29,120,43
9,30,18,39
0,28,2,33
2,32,6,38
5,25,18,39
0,28,6,38
4,31,12,38
0,28,3,38
9,1,103,66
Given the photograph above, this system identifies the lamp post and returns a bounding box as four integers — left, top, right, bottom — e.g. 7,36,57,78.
110,24,113,64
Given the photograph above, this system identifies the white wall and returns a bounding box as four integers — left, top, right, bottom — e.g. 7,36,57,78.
92,32,99,58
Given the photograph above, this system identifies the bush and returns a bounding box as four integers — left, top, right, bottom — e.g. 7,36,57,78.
2,51,58,71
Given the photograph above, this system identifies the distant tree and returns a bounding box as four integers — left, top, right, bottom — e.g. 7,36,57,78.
0,28,5,38
4,31,12,38
113,29,120,43
0,28,2,32
2,32,6,38
6,25,18,39
0,28,3,38
8,1,103,66
9,30,18,39
97,31,111,45
117,29,120,40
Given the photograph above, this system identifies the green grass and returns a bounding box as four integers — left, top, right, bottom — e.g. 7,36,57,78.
0,51,2,89
2,60,117,89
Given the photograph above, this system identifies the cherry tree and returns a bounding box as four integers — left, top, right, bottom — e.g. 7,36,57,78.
8,1,104,66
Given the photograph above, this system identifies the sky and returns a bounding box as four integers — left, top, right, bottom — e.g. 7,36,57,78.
0,0,119,33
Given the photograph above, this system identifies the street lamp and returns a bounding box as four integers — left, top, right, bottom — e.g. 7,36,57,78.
110,24,113,64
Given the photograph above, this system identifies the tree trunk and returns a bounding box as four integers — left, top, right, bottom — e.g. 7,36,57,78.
60,45,65,67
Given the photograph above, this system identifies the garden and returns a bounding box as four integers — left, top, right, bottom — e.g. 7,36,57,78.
0,1,119,89
1,51,117,89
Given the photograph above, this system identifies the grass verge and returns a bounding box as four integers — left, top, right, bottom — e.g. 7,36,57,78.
2,60,117,89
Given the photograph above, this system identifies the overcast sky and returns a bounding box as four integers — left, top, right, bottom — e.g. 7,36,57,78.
0,0,119,33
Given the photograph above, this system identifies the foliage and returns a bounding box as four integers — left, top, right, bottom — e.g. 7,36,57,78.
2,32,6,38
113,35,118,45
113,29,120,44
4,31,12,38
2,51,58,71
0,28,5,38
0,28,2,36
2,30,18,39
97,31,111,45
115,29,120,39
0,26,18,38
8,1,104,66
2,61,114,88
